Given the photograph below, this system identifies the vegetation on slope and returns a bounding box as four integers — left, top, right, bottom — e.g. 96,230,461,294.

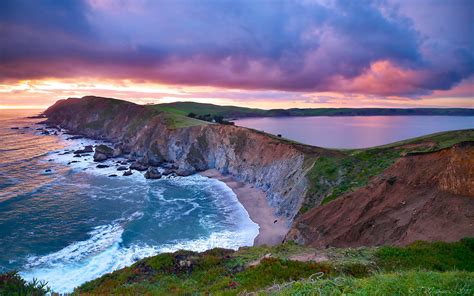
152,101,474,118
2,239,472,295
69,238,474,295
301,129,474,212
0,271,50,295
274,271,473,296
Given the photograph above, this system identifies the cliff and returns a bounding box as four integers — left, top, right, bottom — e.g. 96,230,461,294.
44,96,333,221
44,96,474,247
288,141,474,247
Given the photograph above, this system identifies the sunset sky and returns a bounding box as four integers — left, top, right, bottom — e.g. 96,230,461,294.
1,0,473,109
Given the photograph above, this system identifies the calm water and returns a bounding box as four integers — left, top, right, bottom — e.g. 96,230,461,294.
234,116,474,148
0,110,258,293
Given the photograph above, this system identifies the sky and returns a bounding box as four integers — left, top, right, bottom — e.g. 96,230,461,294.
0,0,473,109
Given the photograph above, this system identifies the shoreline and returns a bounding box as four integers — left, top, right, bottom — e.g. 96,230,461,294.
200,169,289,246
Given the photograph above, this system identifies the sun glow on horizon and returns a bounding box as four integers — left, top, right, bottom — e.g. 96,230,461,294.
1,77,473,110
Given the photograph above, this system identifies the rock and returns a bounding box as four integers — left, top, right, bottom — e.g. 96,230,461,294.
23,126,30,129
144,167,162,179
161,162,177,169
144,151,163,166
45,169,52,172
162,168,176,176
123,170,133,176
41,130,50,135
130,161,148,171
117,166,128,171
95,144,114,157
112,143,123,157
73,154,82,158
67,135,83,140
83,145,94,152
10,127,19,130
93,152,108,162
176,167,194,177
74,145,94,154
94,145,114,161
97,164,109,168
108,174,118,177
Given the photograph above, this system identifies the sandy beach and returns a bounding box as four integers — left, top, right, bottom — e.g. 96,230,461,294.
200,169,289,246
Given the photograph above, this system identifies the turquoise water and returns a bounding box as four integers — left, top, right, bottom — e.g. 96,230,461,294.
234,116,474,148
0,110,258,292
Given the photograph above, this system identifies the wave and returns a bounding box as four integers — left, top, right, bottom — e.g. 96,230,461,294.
11,125,259,293
20,221,257,293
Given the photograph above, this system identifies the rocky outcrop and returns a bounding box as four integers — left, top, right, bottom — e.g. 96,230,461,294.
145,167,162,179
43,96,325,221
287,142,474,247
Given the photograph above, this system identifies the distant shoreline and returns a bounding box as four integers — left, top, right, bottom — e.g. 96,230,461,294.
200,169,289,246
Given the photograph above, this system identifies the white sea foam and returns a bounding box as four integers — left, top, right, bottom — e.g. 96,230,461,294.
21,226,257,293
24,134,259,293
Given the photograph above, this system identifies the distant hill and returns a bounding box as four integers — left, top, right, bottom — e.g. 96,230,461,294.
152,101,474,118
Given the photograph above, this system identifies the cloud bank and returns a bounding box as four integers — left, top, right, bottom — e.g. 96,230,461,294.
1,0,473,98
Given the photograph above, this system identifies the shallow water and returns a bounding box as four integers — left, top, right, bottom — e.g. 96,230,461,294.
234,116,474,148
0,110,258,292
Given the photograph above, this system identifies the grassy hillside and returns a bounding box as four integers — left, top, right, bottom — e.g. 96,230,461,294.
151,101,268,118
301,129,474,212
151,102,474,118
2,239,472,295
49,238,472,295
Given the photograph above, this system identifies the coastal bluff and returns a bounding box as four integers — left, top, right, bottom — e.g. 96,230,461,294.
44,96,474,247
43,96,330,223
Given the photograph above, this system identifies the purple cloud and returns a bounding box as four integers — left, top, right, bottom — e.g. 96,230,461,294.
0,0,472,97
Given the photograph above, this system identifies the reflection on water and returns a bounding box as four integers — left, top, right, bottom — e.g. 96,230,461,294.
234,116,474,148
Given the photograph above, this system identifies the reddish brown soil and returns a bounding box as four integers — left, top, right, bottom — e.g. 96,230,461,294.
288,142,474,247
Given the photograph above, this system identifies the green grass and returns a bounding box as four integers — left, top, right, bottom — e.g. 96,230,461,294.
2,239,472,295
67,239,474,295
272,271,474,296
376,238,474,272
150,102,474,119
151,101,267,118
161,112,209,129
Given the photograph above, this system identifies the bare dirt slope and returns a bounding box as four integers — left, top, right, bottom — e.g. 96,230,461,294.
288,141,474,247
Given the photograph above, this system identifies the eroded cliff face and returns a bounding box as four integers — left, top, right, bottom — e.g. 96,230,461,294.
44,96,318,221
44,96,474,247
287,142,474,247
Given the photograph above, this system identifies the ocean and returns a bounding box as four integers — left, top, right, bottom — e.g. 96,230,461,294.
0,109,258,293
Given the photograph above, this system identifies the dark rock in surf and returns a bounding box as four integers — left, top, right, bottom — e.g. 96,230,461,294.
130,161,148,171
96,164,109,169
144,167,162,179
93,152,107,162
123,170,133,176
117,166,128,171
67,135,83,140
74,145,93,154
93,144,114,162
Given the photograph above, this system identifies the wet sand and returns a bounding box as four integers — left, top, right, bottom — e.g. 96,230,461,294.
200,169,289,246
